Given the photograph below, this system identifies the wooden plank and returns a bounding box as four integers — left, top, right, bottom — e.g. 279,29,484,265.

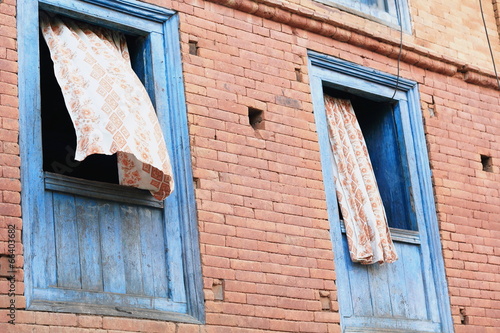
120,204,144,295
39,0,165,34
386,242,409,318
29,295,194,323
31,287,186,312
53,192,81,289
157,20,199,310
76,197,103,291
31,192,57,289
366,262,392,317
343,316,441,332
401,243,428,320
18,0,45,307
45,172,163,208
138,207,155,297
99,202,126,294
343,237,374,317
138,206,169,298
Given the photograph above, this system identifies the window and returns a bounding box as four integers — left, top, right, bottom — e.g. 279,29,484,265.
308,51,452,332
18,0,204,323
316,0,412,31
324,89,416,233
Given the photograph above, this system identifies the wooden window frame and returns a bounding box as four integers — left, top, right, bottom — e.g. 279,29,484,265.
308,51,452,332
18,0,204,323
316,0,412,32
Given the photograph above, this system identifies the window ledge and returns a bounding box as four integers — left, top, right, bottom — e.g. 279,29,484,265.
340,220,420,244
44,172,163,208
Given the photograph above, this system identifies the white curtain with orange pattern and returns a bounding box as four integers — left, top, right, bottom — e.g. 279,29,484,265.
40,12,174,200
324,95,397,264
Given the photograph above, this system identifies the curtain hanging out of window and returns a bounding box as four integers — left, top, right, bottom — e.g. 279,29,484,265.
324,95,397,264
40,12,174,200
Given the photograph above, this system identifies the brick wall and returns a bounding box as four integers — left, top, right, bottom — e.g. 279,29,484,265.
0,0,23,327
1,0,499,332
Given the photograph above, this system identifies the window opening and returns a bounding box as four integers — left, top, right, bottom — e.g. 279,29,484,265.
40,31,119,183
324,88,416,231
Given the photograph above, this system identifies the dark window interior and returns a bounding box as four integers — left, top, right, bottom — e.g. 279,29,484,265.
360,0,388,11
324,88,416,231
40,28,144,184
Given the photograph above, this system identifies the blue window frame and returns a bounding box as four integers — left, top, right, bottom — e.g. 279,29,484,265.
18,0,204,323
308,51,452,332
316,0,412,31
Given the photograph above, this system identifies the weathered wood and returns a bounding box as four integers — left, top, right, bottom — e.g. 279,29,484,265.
45,172,163,208
99,203,127,294
53,192,82,289
20,0,203,324
76,197,103,291
309,51,453,332
29,299,198,323
120,205,144,295
138,206,169,298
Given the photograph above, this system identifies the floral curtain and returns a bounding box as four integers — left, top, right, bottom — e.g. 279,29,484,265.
324,95,397,264
40,12,174,200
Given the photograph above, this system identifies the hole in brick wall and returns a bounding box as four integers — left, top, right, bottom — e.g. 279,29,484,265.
319,290,331,311
459,307,469,325
193,177,200,189
188,41,198,55
212,279,224,301
427,95,436,117
248,107,265,130
481,154,493,172
295,68,303,82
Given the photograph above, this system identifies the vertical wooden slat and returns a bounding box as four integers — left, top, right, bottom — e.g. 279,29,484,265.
53,192,81,289
100,203,126,294
138,206,154,297
120,204,144,295
367,263,393,317
76,197,103,291
386,242,410,318
139,206,169,298
344,237,374,317
32,191,57,289
401,243,429,320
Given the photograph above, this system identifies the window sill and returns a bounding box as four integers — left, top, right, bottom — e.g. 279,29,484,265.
44,172,163,208
340,220,420,244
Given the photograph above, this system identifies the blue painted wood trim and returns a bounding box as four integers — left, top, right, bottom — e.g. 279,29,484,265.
313,0,412,32
309,51,415,92
340,221,420,244
45,172,164,208
405,85,453,329
307,51,453,333
18,0,43,312
39,0,164,34
18,0,204,324
161,13,205,323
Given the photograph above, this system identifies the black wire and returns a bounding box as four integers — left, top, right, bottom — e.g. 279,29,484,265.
479,0,500,90
391,0,403,100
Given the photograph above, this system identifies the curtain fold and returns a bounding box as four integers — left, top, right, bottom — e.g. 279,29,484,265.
324,95,397,264
40,12,174,200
